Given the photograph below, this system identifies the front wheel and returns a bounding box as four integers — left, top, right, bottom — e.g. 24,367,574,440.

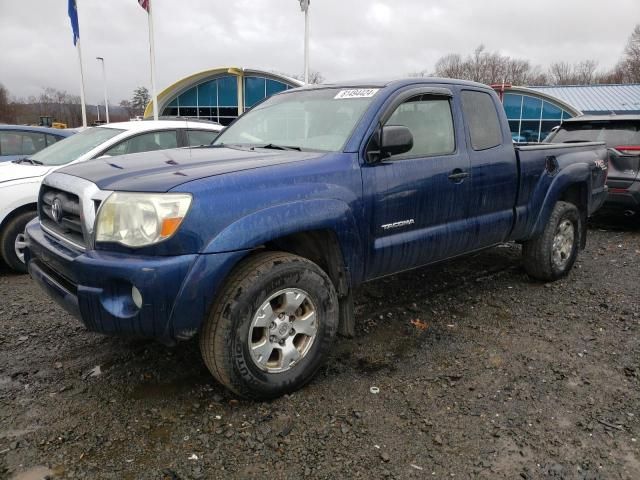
522,201,581,281
0,211,36,274
200,251,338,399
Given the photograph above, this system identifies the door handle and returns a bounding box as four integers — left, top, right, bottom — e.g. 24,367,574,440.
448,169,469,182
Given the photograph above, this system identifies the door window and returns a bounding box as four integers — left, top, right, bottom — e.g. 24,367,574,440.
186,129,219,147
46,134,63,146
461,91,502,150
384,96,455,158
104,130,178,157
0,131,47,156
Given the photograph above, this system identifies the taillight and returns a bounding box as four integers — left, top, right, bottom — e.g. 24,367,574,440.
614,145,640,155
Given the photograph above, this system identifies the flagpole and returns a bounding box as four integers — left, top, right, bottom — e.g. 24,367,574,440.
304,2,309,84
76,38,88,127
72,0,87,128
148,0,159,121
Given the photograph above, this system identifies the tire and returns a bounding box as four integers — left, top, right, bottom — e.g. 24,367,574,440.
200,251,339,400
0,211,36,274
522,201,581,281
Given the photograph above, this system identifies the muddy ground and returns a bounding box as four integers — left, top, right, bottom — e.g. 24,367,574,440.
1,215,639,480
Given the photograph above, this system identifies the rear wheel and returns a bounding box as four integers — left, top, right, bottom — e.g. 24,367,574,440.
0,211,36,274
200,251,338,399
522,201,581,281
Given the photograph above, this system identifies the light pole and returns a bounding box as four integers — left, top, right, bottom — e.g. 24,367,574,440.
299,0,310,84
96,56,110,123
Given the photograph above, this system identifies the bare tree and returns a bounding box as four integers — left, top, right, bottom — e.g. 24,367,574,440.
289,70,324,84
614,24,640,82
575,60,599,84
433,54,466,79
119,99,134,119
0,84,15,123
548,62,573,85
432,45,547,85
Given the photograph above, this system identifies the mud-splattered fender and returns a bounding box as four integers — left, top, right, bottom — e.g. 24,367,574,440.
518,162,591,241
202,198,364,285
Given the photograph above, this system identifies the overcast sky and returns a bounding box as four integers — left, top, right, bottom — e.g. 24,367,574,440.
1,0,638,104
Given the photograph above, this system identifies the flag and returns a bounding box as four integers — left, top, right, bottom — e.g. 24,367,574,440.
68,0,80,45
138,0,150,12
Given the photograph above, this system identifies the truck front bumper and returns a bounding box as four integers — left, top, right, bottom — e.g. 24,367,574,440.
24,221,247,343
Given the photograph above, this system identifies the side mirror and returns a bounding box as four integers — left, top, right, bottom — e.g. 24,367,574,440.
381,125,413,157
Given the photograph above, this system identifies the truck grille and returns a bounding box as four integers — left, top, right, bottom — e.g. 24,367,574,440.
40,185,87,248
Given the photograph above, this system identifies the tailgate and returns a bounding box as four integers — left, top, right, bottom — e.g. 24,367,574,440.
607,147,640,188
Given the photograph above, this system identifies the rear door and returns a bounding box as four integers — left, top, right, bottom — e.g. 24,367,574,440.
362,87,472,280
460,90,518,249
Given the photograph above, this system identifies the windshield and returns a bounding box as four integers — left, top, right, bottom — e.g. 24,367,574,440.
549,121,640,146
29,127,124,166
213,88,379,152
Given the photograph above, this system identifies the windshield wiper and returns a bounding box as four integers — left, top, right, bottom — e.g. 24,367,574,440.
255,143,301,151
213,143,253,151
561,139,591,143
13,158,43,165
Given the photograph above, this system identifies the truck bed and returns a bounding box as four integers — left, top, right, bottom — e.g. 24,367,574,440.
511,141,608,240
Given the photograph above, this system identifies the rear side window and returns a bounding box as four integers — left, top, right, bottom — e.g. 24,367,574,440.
384,96,455,158
0,131,47,156
187,129,219,147
461,91,502,150
549,121,640,147
105,130,178,157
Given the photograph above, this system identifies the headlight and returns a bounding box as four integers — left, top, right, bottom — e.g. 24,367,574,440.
95,192,192,247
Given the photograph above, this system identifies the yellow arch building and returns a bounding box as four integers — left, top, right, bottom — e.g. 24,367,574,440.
143,67,303,125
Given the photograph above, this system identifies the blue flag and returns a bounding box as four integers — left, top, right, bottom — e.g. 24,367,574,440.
68,0,80,45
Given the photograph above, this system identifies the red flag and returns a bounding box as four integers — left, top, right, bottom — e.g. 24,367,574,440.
138,0,149,12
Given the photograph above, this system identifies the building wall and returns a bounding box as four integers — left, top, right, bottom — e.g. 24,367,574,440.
144,68,302,125
502,92,576,142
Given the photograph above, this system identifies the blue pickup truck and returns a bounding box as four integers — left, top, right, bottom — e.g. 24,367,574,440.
25,78,608,399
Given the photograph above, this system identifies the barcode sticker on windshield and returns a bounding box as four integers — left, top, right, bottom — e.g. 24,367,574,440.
334,89,379,99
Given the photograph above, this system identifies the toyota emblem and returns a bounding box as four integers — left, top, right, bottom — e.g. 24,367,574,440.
51,198,63,223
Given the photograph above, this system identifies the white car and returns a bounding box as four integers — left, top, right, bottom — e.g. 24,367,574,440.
0,119,222,272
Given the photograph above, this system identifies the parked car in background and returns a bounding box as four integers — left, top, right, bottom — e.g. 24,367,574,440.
0,119,222,273
0,125,74,162
25,79,607,399
546,115,640,214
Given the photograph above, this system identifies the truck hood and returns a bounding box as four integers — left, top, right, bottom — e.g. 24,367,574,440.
0,161,54,185
57,147,325,192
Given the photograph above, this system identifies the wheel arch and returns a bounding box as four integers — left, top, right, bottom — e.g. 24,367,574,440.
529,164,591,246
0,202,37,236
202,199,364,287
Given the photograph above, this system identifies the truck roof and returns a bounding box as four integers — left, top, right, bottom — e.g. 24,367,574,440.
297,77,493,91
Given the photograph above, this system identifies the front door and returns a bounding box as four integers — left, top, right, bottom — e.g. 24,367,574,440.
362,88,472,280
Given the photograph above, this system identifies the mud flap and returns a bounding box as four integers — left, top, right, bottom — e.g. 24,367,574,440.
580,210,588,249
337,290,355,338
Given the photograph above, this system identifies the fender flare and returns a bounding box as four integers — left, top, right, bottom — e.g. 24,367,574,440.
203,198,364,284
529,162,591,238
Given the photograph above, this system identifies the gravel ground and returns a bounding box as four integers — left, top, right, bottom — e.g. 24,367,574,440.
1,216,639,480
